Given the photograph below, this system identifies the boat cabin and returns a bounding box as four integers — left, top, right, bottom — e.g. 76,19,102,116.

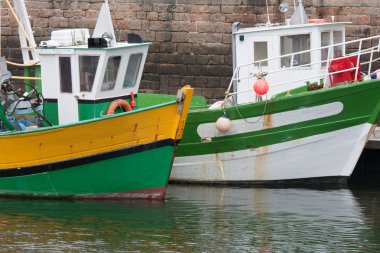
38,41,149,124
37,3,149,125
232,21,348,104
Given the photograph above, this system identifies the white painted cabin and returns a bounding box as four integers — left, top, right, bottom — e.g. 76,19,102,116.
232,21,348,104
36,2,149,125
38,43,149,124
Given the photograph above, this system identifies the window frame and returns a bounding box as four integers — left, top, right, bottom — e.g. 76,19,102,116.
280,33,311,68
123,53,143,88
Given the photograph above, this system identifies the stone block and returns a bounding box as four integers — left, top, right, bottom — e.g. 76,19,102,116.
180,76,195,86
188,33,206,44
196,21,215,33
177,43,192,54
218,65,233,77
205,77,221,88
222,34,232,44
158,64,176,75
156,32,172,42
149,21,166,31
147,12,159,21
188,65,202,75
48,17,68,28
193,43,231,55
159,12,173,21
144,62,158,73
202,65,219,76
182,54,197,64
127,20,142,30
196,55,209,65
33,18,49,28
136,12,147,20
221,6,234,14
215,22,231,33
160,43,177,53
210,14,225,22
173,13,191,21
208,55,224,65
205,33,223,43
172,32,188,43
190,13,209,22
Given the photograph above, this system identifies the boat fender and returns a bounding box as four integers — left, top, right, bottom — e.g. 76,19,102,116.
215,112,232,133
253,79,269,95
106,99,132,115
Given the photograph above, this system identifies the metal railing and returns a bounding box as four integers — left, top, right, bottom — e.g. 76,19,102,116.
225,35,380,100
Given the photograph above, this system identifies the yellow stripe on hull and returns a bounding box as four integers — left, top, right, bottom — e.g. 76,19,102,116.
0,86,193,169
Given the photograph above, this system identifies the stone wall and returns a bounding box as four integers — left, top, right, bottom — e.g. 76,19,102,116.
1,0,379,100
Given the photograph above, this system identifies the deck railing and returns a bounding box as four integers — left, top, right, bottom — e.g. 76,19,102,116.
226,35,380,100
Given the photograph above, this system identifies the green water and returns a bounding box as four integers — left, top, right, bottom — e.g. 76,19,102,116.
0,183,379,252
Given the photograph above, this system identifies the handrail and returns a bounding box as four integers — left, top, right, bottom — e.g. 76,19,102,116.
225,34,380,101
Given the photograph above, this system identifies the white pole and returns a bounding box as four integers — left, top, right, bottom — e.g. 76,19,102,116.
265,0,271,25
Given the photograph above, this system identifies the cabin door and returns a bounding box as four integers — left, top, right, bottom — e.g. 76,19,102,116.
235,37,273,104
57,56,78,124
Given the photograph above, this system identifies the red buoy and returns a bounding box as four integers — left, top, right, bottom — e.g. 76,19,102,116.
253,79,269,95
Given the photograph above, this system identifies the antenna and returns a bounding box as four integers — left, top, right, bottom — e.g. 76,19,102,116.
279,2,289,21
265,0,271,25
289,0,309,25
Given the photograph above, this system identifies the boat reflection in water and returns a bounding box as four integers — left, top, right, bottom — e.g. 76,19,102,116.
0,185,379,251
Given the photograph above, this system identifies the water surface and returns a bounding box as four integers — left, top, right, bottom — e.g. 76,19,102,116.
0,183,379,252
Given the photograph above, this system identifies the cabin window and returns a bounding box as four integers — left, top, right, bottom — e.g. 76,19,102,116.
253,42,268,66
123,54,142,88
321,32,331,67
320,31,344,67
333,31,343,57
280,34,311,68
101,56,121,91
59,57,72,93
79,56,100,92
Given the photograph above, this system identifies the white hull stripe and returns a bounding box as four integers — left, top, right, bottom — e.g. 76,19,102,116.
197,102,344,139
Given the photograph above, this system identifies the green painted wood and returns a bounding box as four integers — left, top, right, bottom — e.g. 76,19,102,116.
177,80,380,157
0,145,174,197
43,100,59,125
78,102,110,120
138,93,207,109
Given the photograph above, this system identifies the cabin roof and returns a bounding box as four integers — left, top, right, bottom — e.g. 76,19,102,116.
234,22,350,35
37,42,151,52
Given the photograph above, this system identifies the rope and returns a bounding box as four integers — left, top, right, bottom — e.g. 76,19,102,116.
230,94,269,124
11,75,41,80
6,60,39,67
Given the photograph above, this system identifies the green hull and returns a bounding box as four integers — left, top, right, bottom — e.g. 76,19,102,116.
177,80,380,157
0,141,175,199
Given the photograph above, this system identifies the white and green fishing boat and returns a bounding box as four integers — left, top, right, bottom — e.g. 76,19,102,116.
168,1,380,184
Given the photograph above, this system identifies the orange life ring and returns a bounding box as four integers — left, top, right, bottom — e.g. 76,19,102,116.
106,99,132,115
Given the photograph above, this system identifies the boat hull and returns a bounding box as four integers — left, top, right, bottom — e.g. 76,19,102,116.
171,124,371,184
0,86,193,199
171,80,380,184
0,142,174,199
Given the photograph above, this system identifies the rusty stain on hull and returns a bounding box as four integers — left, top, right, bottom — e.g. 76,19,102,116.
215,152,225,180
253,114,272,180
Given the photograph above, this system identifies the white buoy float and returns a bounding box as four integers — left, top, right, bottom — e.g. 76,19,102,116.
215,112,232,133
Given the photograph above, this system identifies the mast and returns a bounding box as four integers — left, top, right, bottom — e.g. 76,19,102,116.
10,0,39,64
